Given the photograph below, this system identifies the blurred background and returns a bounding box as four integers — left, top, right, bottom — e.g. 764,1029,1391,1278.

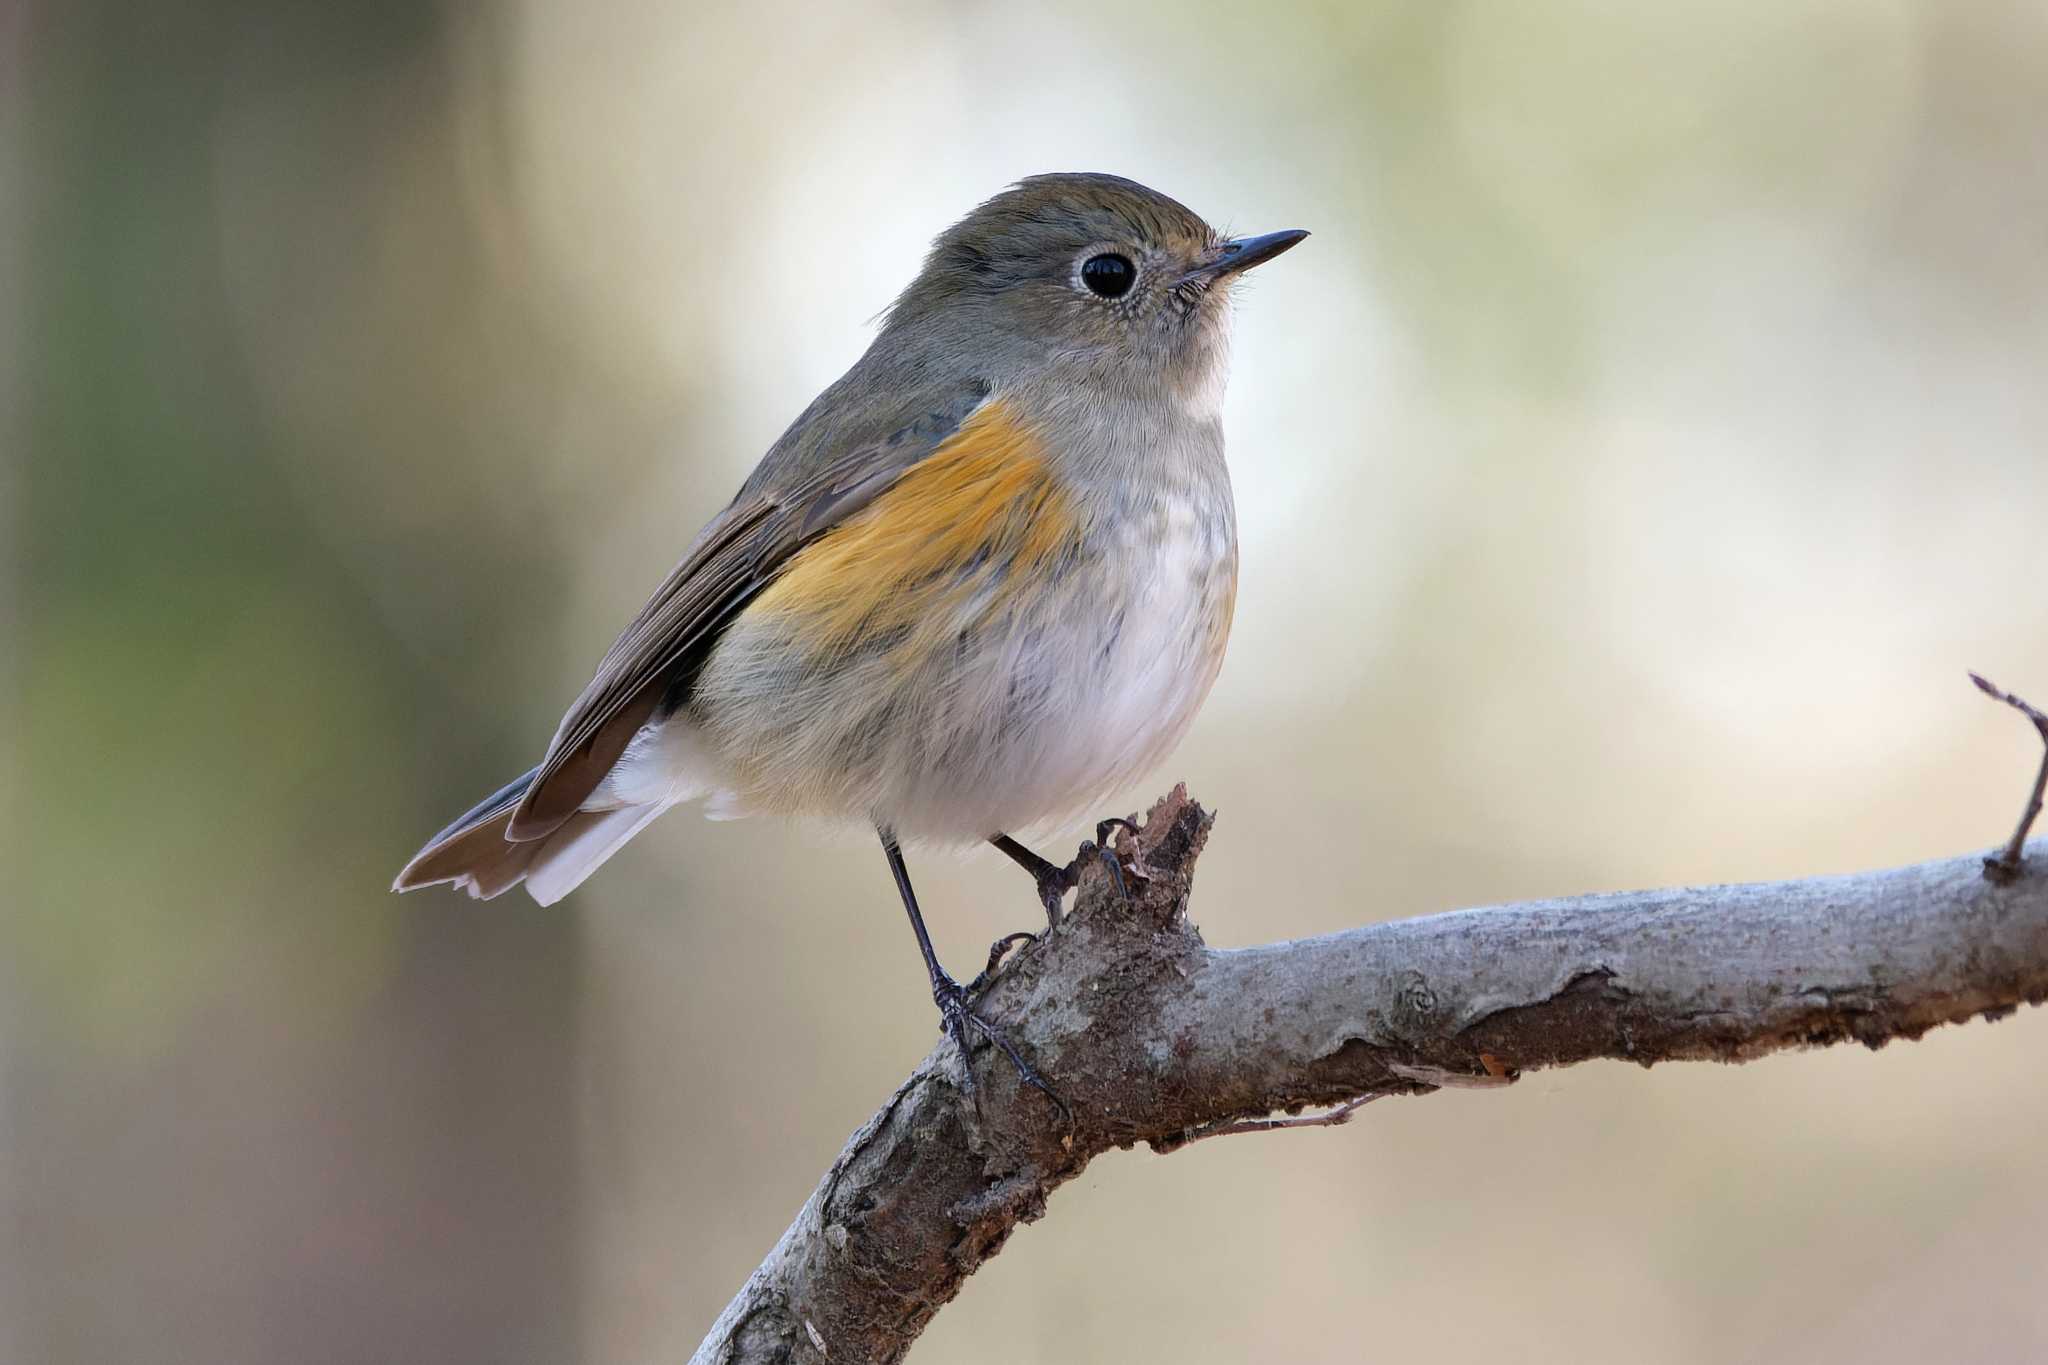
8,1,2048,1360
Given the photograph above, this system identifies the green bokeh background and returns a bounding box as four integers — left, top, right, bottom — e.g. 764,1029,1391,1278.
8,3,2048,1361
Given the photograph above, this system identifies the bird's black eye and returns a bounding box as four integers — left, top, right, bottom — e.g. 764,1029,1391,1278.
1080,252,1136,299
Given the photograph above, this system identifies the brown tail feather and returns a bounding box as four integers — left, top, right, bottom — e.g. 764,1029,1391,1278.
393,805,544,900
395,775,672,904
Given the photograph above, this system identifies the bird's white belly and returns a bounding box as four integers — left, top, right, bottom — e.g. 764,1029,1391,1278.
893,505,1235,842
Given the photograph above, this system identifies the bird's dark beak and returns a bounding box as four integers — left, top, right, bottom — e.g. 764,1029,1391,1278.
1184,229,1309,283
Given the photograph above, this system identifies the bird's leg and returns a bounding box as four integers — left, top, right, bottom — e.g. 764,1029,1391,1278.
990,817,1141,923
880,830,1067,1119
990,834,1072,928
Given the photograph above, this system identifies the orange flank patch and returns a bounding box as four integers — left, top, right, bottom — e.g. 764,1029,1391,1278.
750,398,1082,654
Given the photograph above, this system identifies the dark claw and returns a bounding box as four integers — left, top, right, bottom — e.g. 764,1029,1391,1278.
1100,849,1127,902
1097,816,1141,843
933,973,1071,1124
1094,818,1141,904
1032,868,1068,929
967,931,1037,996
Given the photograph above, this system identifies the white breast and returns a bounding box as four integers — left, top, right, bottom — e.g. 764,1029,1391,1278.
888,473,1239,844
1053,497,1236,806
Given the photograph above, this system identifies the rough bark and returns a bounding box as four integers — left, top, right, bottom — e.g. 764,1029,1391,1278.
691,786,2048,1365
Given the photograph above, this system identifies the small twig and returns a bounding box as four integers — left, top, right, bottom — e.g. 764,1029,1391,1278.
1164,1057,1517,1151
1970,672,2048,884
1177,1093,1384,1146
1386,1060,1518,1090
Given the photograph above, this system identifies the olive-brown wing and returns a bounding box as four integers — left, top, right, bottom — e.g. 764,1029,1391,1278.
504,389,990,841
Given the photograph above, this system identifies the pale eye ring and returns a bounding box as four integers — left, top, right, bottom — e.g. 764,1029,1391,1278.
1079,252,1136,299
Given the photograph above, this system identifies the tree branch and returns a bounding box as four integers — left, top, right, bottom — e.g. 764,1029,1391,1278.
691,786,2048,1364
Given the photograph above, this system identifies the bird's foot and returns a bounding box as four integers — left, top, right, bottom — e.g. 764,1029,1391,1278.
991,817,1143,930
966,931,1038,996
933,971,1069,1123
1074,817,1141,905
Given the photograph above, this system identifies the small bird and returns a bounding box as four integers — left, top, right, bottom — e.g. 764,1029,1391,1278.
395,173,1305,1096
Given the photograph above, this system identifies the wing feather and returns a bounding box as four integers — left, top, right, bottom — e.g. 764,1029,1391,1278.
505,383,991,839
